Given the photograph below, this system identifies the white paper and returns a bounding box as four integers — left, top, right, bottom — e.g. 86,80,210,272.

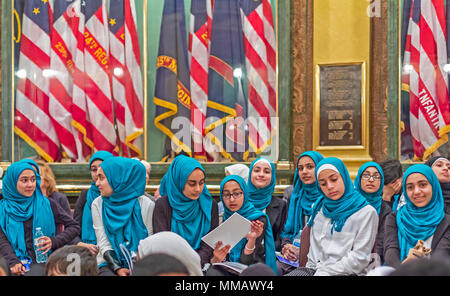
201,213,251,249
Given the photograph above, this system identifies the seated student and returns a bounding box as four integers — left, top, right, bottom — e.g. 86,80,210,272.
247,158,287,252
36,160,72,233
383,164,450,268
0,160,80,276
379,159,404,212
286,157,378,276
136,231,203,276
45,245,98,276
425,156,450,215
73,151,114,256
92,157,154,276
354,161,392,265
280,151,324,273
207,175,277,275
152,155,219,270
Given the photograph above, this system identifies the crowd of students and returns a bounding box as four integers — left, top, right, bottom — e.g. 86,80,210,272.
0,150,448,276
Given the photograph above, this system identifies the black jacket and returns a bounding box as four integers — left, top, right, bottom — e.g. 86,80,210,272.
384,212,450,268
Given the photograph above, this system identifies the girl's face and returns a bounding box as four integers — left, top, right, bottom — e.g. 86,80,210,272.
360,167,382,194
317,169,345,200
183,169,205,200
405,173,433,208
432,159,450,183
90,160,103,182
298,156,316,185
17,169,36,197
251,161,272,189
95,167,113,197
222,180,244,212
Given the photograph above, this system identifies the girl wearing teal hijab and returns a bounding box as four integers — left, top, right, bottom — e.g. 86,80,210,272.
0,160,55,274
153,155,219,269
288,157,378,276
247,157,287,252
81,151,114,244
384,164,450,266
354,161,384,214
220,175,277,274
281,151,324,242
92,157,154,276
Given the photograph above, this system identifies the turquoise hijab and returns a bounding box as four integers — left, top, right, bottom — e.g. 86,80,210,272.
100,157,149,267
308,157,369,234
247,158,276,211
281,151,324,242
159,155,213,250
0,160,55,262
221,175,277,275
354,161,384,215
81,150,114,244
396,164,445,261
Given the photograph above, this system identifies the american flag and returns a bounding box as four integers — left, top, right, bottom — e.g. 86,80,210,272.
189,0,214,161
49,0,90,162
82,0,118,155
240,0,277,155
109,0,144,158
403,0,450,160
15,0,61,162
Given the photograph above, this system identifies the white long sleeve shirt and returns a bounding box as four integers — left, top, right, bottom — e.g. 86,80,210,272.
306,204,379,276
91,195,155,267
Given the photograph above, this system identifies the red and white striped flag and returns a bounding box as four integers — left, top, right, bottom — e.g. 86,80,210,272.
109,0,144,158
49,0,91,162
405,0,450,160
15,0,61,162
82,0,118,155
240,0,277,154
189,0,214,160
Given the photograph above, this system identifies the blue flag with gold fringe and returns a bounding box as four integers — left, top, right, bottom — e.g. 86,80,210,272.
154,0,192,161
205,0,249,161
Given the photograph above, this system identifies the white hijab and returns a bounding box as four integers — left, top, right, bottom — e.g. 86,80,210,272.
225,164,250,182
137,231,203,276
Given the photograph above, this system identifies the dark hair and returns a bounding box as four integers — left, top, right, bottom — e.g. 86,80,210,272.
45,245,98,276
379,159,403,185
390,254,450,276
133,253,189,276
239,263,275,276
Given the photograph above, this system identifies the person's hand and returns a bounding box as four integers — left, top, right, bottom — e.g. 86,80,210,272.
382,178,402,201
77,242,99,256
36,236,52,254
211,241,231,263
282,244,299,262
116,268,130,276
245,220,264,240
10,263,26,276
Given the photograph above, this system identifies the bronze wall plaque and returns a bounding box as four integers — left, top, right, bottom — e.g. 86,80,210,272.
319,64,362,146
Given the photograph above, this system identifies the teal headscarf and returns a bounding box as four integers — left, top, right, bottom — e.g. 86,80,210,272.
308,157,369,234
100,157,149,267
159,155,213,250
221,175,277,275
0,160,55,262
247,158,276,211
81,150,114,244
396,164,445,261
281,151,324,242
354,161,384,215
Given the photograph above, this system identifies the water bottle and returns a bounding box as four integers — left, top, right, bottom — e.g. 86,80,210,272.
293,230,301,248
34,227,48,263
